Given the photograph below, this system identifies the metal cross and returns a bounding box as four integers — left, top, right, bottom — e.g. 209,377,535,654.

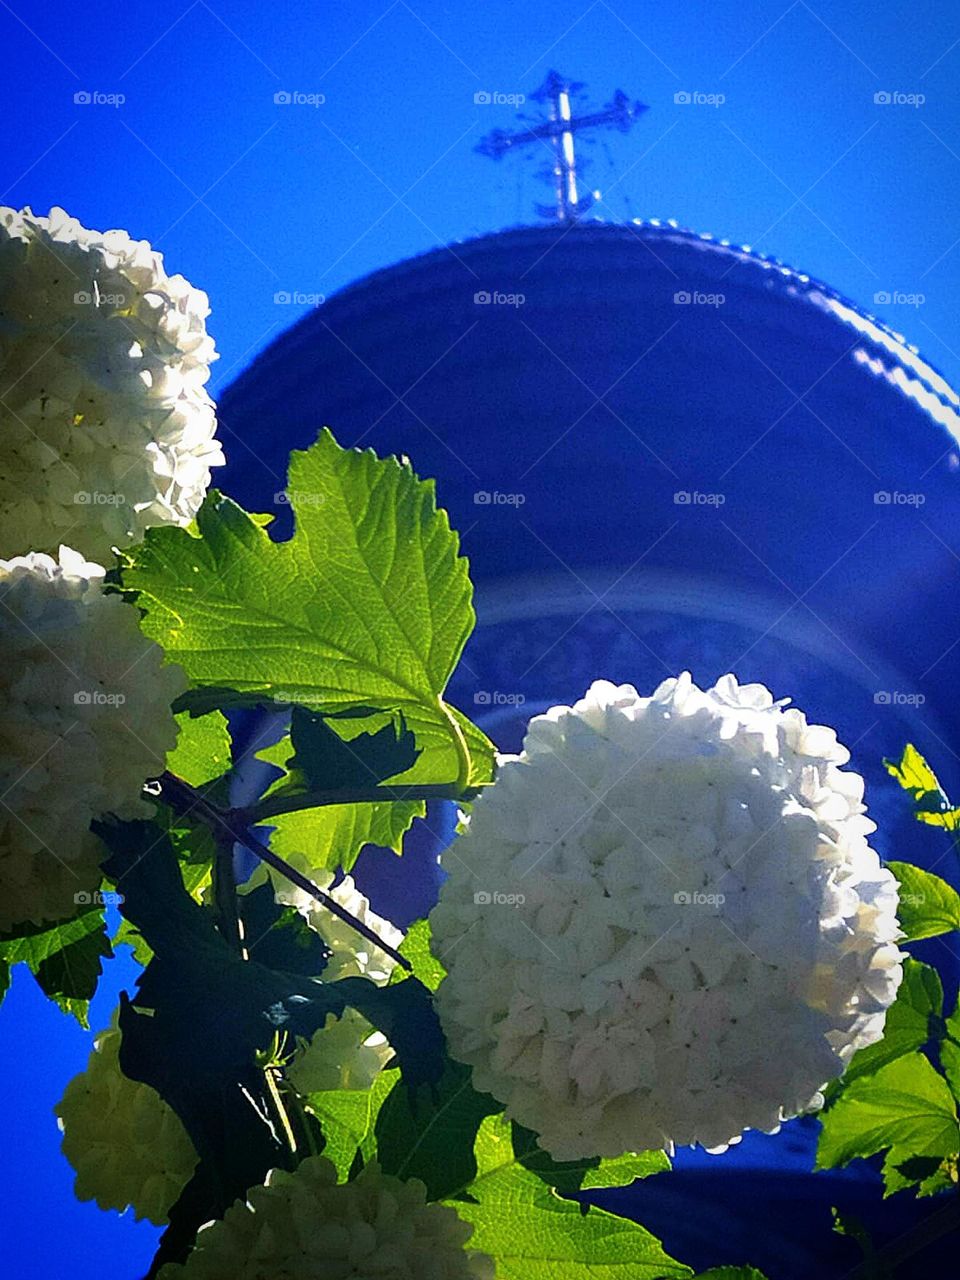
476,70,648,222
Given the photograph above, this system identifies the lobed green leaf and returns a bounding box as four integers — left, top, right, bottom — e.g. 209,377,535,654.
888,862,960,941
446,1115,690,1279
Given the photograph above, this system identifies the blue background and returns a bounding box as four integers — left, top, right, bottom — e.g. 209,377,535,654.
2,1,960,1276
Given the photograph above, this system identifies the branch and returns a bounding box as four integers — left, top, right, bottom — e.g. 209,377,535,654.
157,772,412,972
845,1194,960,1278
211,826,243,954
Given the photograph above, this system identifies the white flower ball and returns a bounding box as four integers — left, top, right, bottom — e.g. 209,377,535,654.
0,547,186,929
285,876,404,1095
430,675,904,1159
56,1022,198,1224
157,1157,494,1279
0,205,222,560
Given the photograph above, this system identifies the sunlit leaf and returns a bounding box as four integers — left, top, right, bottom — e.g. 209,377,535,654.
306,1068,399,1182
375,1059,502,1200
446,1115,690,1279
168,711,232,787
394,918,446,992
884,745,960,831
510,1122,669,1194
255,711,425,876
0,907,112,1027
817,1053,959,1195
123,430,493,786
888,862,960,940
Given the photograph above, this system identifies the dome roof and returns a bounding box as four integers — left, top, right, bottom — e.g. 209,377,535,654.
218,220,960,773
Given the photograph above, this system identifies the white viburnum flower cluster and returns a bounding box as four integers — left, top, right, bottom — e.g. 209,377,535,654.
157,1157,494,1280
0,205,222,561
0,548,186,929
430,675,904,1160
56,1022,198,1224
285,875,404,1095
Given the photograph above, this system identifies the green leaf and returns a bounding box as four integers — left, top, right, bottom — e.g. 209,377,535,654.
942,995,960,1101
237,882,330,975
884,745,960,831
169,711,232,787
446,1116,690,1280
511,1123,670,1194
123,430,493,786
825,958,942,1097
111,808,217,967
306,1068,399,1181
256,711,425,876
817,1053,960,1193
235,885,330,972
0,907,112,1027
888,862,960,940
286,707,420,789
375,1058,503,1200
880,1152,955,1198
394,918,446,992
359,1067,402,1167
112,916,153,968
264,799,421,880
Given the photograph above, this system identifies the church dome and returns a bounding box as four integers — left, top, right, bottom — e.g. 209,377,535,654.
218,220,960,802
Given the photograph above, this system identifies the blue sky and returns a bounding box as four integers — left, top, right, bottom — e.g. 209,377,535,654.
2,1,960,1276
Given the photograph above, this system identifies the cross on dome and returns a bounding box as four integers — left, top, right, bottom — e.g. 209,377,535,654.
476,70,648,221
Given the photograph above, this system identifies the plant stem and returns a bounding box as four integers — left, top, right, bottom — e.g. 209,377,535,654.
157,772,413,972
848,1193,960,1278
440,695,472,793
263,1066,298,1167
212,827,244,954
244,780,483,825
